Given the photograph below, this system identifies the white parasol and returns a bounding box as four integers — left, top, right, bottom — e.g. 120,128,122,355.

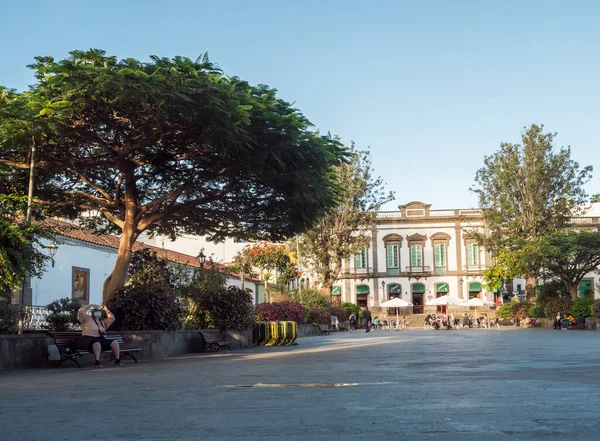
380,298,413,329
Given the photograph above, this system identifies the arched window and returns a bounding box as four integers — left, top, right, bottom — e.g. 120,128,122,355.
407,234,426,269
356,284,369,307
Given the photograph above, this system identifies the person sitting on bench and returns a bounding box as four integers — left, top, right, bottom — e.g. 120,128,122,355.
75,304,121,367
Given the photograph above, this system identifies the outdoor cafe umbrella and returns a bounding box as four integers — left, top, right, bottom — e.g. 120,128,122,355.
459,297,491,324
428,295,463,306
380,298,413,327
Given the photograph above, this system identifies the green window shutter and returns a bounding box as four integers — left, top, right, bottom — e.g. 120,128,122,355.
579,280,594,298
332,286,341,295
411,245,422,267
355,248,366,268
387,245,399,268
467,244,478,266
434,244,446,267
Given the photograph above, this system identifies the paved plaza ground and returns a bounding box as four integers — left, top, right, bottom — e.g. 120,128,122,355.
1,328,600,441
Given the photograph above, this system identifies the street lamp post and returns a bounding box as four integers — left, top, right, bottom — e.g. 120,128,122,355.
197,250,206,268
47,242,58,267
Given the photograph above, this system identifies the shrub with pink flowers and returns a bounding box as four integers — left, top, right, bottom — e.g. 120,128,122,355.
331,307,348,322
255,301,306,324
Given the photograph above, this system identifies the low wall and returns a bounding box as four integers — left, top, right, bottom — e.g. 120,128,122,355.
0,328,252,370
534,318,598,330
297,324,321,337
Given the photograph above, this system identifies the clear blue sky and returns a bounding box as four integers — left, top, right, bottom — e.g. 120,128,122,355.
2,0,599,210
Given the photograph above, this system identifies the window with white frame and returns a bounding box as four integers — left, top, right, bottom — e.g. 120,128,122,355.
355,247,367,269
434,243,447,274
410,244,423,267
467,243,479,266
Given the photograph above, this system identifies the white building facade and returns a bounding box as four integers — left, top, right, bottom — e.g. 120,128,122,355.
327,201,600,314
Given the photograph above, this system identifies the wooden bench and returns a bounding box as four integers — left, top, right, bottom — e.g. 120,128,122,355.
48,332,142,368
198,332,232,352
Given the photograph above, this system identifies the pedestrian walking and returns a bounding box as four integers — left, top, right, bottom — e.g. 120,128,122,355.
363,307,372,333
349,313,357,332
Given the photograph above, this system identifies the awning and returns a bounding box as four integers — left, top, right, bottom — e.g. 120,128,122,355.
469,282,482,292
412,283,425,294
332,286,341,296
388,283,402,294
436,282,449,293
356,285,370,295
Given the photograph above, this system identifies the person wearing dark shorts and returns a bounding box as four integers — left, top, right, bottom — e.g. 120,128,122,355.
75,304,121,367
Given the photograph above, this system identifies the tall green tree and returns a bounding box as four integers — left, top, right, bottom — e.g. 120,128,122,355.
0,194,48,300
0,49,346,302
298,144,394,292
472,124,592,300
536,230,600,299
591,194,600,203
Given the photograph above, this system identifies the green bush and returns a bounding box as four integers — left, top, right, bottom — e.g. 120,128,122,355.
0,303,30,334
572,297,594,318
510,302,532,320
108,286,184,331
543,297,573,320
527,305,546,318
46,297,81,331
186,286,254,331
496,303,512,319
340,302,361,317
292,289,330,309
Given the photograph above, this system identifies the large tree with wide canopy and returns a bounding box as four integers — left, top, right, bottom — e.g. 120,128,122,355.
0,49,346,301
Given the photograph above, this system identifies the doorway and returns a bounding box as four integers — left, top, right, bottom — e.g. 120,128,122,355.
413,293,423,313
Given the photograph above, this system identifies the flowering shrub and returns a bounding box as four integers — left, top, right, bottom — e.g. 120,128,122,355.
331,307,348,322
308,308,329,324
255,301,306,324
592,300,600,318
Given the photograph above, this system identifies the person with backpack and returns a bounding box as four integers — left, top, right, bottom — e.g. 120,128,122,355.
363,307,372,333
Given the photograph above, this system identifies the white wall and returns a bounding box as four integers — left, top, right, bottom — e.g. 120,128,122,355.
140,233,248,264
33,238,117,306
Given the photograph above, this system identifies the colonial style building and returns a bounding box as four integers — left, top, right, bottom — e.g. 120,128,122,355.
329,201,600,314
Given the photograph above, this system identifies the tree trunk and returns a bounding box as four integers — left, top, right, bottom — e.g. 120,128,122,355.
525,275,537,303
102,221,138,303
567,283,578,300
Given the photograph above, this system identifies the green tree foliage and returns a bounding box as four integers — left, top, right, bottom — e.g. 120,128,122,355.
0,304,31,333
591,194,600,203
472,124,592,300
0,194,49,297
536,230,600,299
340,302,361,317
298,144,394,291
0,49,346,302
496,303,512,319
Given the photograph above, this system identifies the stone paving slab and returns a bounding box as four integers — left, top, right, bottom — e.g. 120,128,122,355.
1,328,600,440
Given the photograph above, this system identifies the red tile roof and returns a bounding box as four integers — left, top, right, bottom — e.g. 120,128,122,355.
39,218,259,282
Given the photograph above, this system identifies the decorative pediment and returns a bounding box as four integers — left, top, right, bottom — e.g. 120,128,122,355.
406,233,426,243
382,233,403,244
430,232,451,244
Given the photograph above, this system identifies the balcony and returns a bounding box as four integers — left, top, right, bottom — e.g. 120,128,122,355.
463,265,489,274
405,266,431,279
